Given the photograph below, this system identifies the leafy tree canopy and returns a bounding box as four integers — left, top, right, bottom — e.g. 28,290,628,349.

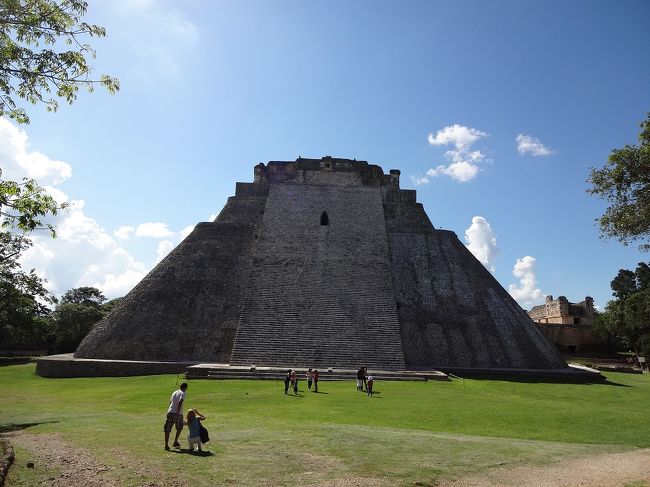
0,170,67,261
595,262,650,359
0,0,119,124
50,286,106,353
61,285,105,306
587,113,650,251
0,236,55,349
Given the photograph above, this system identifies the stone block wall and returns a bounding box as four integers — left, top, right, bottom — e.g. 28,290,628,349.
230,182,405,370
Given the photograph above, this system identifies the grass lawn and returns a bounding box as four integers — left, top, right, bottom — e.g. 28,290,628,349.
1,364,649,486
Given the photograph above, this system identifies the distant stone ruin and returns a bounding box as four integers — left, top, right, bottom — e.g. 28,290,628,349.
529,295,607,354
74,157,567,371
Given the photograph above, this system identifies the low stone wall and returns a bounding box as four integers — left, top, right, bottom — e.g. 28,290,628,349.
36,354,197,378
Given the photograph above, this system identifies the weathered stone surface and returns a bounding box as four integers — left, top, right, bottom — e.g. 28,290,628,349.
74,157,567,371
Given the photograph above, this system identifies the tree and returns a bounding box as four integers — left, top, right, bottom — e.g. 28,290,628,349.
0,235,55,350
595,262,650,360
587,113,650,251
49,286,105,353
610,269,638,301
0,0,119,124
0,170,67,261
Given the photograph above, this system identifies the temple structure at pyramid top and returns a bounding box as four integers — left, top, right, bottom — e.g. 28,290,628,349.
74,156,567,372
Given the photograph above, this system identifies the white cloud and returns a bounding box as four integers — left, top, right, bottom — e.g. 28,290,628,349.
179,225,195,239
425,124,489,183
508,256,545,306
427,124,487,149
114,225,135,240
427,161,480,183
464,216,498,272
156,240,175,263
0,118,72,186
135,222,175,238
516,134,553,156
1,118,149,299
21,204,148,299
411,175,430,186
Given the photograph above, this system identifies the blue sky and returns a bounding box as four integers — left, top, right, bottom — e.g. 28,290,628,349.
2,0,649,310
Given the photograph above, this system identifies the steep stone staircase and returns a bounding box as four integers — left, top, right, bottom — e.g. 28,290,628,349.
230,183,405,370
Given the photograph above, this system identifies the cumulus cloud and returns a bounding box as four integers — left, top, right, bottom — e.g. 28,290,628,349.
427,124,487,149
508,256,545,306
114,225,135,240
156,240,175,263
179,225,195,239
135,222,175,238
516,134,553,156
21,202,148,298
464,216,498,272
0,118,72,186
1,118,150,299
423,124,489,183
411,175,430,186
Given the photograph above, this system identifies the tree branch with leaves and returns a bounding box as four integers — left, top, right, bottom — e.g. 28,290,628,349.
587,113,650,251
0,0,119,124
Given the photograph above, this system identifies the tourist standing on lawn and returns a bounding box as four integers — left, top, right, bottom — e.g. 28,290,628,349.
306,368,313,391
284,369,291,394
367,376,374,397
356,367,365,391
164,382,188,450
290,369,298,394
313,369,319,392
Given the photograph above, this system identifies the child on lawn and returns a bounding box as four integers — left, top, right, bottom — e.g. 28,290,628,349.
186,408,206,452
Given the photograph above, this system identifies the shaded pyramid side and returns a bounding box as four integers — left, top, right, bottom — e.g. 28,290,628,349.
385,199,567,370
229,183,406,370
74,195,265,361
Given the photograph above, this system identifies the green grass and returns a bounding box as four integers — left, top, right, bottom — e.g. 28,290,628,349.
1,364,649,486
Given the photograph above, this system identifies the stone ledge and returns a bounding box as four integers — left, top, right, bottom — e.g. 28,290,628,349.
36,354,198,378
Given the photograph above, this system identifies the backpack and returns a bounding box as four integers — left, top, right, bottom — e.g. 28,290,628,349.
199,423,210,443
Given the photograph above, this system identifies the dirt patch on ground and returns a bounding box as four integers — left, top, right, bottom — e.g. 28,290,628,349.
4,431,650,487
4,431,123,486
441,447,650,487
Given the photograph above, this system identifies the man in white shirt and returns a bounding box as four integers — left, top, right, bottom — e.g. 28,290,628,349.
164,382,188,450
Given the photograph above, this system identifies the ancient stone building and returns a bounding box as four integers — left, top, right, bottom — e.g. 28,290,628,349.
528,295,606,354
75,157,567,371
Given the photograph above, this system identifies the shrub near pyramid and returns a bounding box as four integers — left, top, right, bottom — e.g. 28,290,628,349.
75,157,567,371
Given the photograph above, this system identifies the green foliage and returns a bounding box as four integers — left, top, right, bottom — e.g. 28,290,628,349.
61,285,105,305
596,262,650,358
0,173,67,259
611,269,639,300
49,286,106,353
0,241,55,349
587,113,650,251
0,0,119,124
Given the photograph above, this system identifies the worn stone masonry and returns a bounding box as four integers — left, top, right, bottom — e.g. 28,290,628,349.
75,157,567,371
528,295,607,354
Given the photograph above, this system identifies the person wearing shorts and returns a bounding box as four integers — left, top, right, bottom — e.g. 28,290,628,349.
164,382,188,450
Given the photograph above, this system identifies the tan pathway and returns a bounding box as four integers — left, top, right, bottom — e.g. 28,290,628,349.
442,447,650,487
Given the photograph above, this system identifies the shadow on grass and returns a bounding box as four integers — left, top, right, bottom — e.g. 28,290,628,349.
449,375,632,387
167,449,214,457
0,421,59,433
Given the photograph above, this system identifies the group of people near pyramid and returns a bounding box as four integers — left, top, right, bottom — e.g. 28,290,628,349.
284,368,320,394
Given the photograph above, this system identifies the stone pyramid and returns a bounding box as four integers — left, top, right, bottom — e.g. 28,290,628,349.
75,157,567,371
